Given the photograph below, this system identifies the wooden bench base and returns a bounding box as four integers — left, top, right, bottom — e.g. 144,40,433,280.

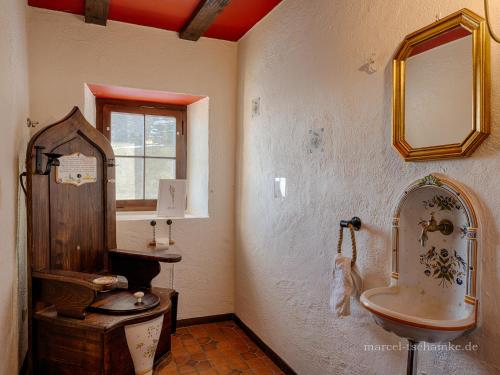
33,287,174,375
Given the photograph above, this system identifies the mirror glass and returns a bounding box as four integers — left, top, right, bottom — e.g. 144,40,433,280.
405,28,472,148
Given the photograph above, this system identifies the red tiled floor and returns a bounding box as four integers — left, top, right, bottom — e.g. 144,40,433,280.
158,321,284,375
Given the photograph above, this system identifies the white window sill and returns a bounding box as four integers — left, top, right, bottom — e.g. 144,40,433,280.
117,211,209,222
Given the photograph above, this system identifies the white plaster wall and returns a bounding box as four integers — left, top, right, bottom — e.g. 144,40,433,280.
236,1,500,374
187,97,210,217
27,8,237,319
0,0,30,373
83,83,97,126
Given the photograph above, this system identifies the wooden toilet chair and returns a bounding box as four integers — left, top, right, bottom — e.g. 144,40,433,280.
25,107,181,374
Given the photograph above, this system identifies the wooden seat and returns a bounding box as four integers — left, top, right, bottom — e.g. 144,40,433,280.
25,107,181,374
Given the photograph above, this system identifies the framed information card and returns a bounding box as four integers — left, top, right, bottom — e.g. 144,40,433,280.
55,152,97,186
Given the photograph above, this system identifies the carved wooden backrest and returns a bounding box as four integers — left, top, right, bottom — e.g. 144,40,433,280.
26,107,116,273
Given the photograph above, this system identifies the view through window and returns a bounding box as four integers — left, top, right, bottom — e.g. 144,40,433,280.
97,99,187,210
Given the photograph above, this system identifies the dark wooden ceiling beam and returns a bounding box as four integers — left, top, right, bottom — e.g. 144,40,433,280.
85,0,110,26
180,0,231,41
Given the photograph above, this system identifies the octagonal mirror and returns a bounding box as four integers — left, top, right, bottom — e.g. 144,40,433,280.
393,9,490,161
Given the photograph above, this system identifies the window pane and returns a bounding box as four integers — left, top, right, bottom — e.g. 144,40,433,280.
145,115,176,157
145,158,176,199
111,112,144,156
116,157,144,200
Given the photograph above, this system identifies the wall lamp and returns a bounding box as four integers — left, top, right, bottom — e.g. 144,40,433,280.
35,146,63,175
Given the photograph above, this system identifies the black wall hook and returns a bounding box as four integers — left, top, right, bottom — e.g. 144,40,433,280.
340,216,362,231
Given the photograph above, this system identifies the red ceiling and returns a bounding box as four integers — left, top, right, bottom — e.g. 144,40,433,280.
27,0,282,41
87,83,206,105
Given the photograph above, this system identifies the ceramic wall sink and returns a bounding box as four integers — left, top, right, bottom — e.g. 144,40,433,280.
361,285,476,342
361,174,479,343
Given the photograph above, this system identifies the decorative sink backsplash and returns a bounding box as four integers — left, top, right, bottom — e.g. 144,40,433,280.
414,191,468,289
394,174,478,308
419,245,466,288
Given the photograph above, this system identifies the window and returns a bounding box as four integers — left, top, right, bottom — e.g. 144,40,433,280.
96,99,187,211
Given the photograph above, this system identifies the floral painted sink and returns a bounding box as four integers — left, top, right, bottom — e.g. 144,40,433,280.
361,174,479,343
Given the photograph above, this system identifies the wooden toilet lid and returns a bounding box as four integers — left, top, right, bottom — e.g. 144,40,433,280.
90,290,160,315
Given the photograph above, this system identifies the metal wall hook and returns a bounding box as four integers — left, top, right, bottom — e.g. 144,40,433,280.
340,216,362,231
26,118,39,128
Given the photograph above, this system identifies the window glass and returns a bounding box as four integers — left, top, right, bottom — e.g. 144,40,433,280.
115,156,144,200
145,158,176,199
145,115,177,158
110,112,144,156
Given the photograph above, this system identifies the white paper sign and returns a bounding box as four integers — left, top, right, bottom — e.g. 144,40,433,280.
56,152,97,186
157,179,186,218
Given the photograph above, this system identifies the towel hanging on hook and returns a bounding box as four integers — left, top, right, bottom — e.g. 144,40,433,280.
330,220,363,317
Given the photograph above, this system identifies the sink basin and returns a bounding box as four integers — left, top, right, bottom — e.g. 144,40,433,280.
361,174,479,343
361,285,476,342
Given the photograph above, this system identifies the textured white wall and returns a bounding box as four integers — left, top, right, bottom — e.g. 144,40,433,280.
236,1,500,374
0,0,30,373
27,8,237,319
187,97,210,217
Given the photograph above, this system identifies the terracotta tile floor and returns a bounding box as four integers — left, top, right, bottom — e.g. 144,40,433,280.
159,321,285,375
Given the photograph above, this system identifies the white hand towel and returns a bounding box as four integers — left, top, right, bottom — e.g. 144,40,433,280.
330,253,363,317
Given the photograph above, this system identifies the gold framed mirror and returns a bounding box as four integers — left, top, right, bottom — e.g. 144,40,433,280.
393,9,490,161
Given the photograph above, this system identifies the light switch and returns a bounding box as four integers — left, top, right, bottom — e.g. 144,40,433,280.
274,177,286,199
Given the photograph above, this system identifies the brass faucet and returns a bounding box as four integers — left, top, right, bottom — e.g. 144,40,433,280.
418,213,454,247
